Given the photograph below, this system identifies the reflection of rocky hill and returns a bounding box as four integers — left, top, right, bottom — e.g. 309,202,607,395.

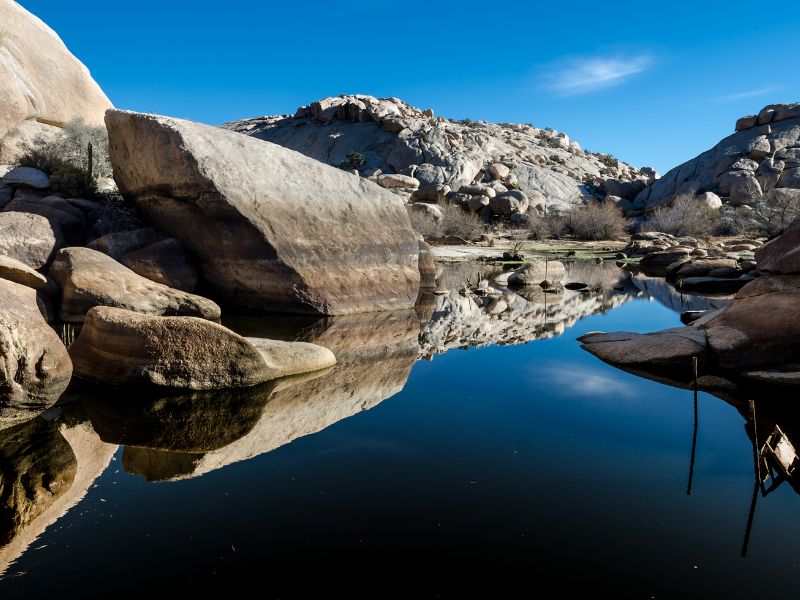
112,311,421,481
628,273,732,313
0,406,117,575
419,262,632,355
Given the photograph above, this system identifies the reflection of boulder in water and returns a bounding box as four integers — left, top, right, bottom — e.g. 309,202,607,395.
0,405,117,575
628,273,732,313
124,310,420,482
0,417,76,548
82,382,278,453
420,264,632,355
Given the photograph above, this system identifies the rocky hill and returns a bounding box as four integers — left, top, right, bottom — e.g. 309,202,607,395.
224,95,654,214
0,0,112,162
633,103,800,212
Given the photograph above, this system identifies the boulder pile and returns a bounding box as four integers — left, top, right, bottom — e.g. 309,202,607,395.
580,217,800,387
224,94,653,221
633,103,800,212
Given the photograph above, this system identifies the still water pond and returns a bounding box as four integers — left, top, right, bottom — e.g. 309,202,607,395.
1,263,797,596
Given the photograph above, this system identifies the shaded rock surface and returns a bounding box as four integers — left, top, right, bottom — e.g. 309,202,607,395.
121,238,198,292
0,0,112,162
0,279,72,425
69,307,336,390
49,247,220,323
106,109,420,315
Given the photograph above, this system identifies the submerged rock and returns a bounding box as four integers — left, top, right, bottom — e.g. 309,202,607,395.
105,109,421,315
49,247,220,323
68,307,336,390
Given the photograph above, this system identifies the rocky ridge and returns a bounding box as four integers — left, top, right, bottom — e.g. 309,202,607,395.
633,103,800,213
224,94,653,215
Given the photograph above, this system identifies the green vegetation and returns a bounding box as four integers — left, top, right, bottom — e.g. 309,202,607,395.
339,152,366,171
549,154,566,165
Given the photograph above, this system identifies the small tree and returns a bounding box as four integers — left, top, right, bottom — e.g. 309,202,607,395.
340,152,366,171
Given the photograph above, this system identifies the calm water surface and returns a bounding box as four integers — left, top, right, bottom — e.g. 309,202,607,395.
1,263,797,597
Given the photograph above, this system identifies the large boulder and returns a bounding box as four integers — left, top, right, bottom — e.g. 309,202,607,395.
86,227,162,261
49,247,220,323
0,254,47,289
0,211,63,269
0,0,112,162
105,110,421,315
0,278,72,422
69,307,336,389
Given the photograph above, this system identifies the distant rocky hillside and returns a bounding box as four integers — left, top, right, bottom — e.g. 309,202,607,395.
224,95,654,213
0,0,112,162
634,103,800,212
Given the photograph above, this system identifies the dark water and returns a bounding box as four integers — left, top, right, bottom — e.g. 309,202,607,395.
1,264,797,597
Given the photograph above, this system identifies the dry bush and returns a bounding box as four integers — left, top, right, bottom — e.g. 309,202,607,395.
528,211,567,240
749,189,800,237
565,201,628,240
15,120,112,197
408,202,485,241
439,202,485,240
642,194,721,236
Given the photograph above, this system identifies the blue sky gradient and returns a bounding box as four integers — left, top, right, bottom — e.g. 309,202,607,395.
19,0,800,173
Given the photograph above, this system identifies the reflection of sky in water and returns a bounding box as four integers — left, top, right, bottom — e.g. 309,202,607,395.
1,280,796,596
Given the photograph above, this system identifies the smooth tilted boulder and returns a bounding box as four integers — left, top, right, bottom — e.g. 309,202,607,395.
49,247,220,323
105,109,421,315
69,307,337,390
0,278,72,422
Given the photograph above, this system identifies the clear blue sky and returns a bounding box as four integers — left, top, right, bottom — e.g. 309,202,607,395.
20,0,800,173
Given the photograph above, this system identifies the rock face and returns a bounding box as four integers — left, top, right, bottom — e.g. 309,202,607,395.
0,0,112,162
0,254,47,289
634,103,800,211
121,238,198,292
223,94,649,213
49,247,221,323
0,211,62,269
0,278,72,423
69,307,336,390
581,216,800,384
105,110,421,315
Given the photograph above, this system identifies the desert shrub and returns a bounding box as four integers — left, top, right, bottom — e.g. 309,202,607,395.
549,154,566,165
340,152,366,171
565,201,628,240
15,120,112,197
749,190,800,238
407,202,485,241
597,153,618,168
439,202,484,240
86,193,144,239
641,194,720,237
528,211,568,240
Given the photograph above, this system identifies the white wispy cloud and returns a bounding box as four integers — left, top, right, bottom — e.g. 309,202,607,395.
716,86,783,102
545,53,653,96
533,365,639,400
